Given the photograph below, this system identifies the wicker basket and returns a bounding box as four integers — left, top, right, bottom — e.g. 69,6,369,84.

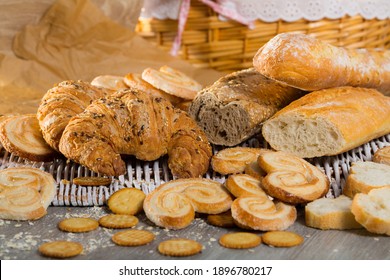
136,0,390,72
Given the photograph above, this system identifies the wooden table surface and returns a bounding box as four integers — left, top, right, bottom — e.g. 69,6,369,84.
1,205,389,260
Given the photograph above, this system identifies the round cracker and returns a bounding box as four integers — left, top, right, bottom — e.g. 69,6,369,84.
73,176,112,186
98,214,139,229
107,188,146,215
158,238,203,257
58,217,99,233
261,231,304,247
112,229,155,246
207,211,236,228
39,241,83,258
219,232,261,249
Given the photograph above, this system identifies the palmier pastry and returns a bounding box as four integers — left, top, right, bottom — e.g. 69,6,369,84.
225,174,268,198
211,147,270,175
0,114,57,162
0,167,56,220
258,151,329,204
143,178,232,229
142,65,202,100
124,72,183,105
37,80,108,151
231,195,297,231
91,75,129,93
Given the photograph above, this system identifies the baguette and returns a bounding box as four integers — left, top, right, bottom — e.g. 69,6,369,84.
188,68,304,146
351,187,390,236
343,161,390,198
262,87,390,158
253,33,390,96
305,195,362,230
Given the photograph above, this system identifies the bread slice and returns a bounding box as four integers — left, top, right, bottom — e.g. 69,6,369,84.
261,87,390,158
343,161,390,198
351,187,390,236
372,146,390,166
305,195,362,230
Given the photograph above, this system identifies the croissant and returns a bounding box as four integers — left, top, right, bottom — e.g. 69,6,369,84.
58,88,212,178
37,80,108,151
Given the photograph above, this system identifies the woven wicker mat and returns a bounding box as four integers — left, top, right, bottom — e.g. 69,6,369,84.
1,134,389,206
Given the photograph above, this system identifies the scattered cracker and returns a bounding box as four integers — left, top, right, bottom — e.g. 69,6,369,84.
73,176,112,186
58,217,99,233
38,241,83,258
219,232,261,249
98,214,139,229
112,229,155,246
207,211,236,228
158,238,203,257
108,188,146,215
261,231,304,247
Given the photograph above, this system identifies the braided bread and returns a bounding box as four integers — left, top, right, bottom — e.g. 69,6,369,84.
37,80,108,151
58,88,212,178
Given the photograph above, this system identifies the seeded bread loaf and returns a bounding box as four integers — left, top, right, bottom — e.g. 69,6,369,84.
188,68,304,146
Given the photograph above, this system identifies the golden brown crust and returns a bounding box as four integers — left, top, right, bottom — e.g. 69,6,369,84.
143,178,232,229
37,80,108,151
124,72,183,105
351,187,390,236
343,161,390,198
58,88,212,178
188,68,305,146
373,146,390,166
225,174,268,198
305,195,362,230
253,33,390,95
0,167,56,220
142,66,203,100
211,147,270,175
0,114,57,162
231,195,297,231
39,241,83,258
158,238,203,256
219,232,261,249
258,151,329,204
262,87,390,158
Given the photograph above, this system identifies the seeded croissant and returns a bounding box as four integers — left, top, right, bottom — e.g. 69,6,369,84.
37,80,108,151
58,88,212,178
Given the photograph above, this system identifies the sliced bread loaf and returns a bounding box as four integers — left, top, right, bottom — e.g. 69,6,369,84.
305,195,362,230
351,187,390,236
343,161,390,198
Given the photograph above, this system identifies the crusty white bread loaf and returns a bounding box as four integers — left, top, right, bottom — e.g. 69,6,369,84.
372,146,390,166
253,33,390,96
188,68,304,146
351,187,390,236
262,87,390,158
343,161,390,198
305,195,362,230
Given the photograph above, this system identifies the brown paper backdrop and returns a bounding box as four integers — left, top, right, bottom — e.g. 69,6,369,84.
0,0,223,115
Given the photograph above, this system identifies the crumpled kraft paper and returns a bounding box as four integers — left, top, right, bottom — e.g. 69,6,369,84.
0,0,223,115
